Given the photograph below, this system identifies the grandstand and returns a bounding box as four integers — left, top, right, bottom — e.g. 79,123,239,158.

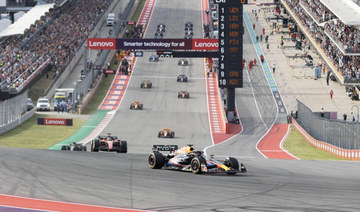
282,0,360,84
0,0,113,100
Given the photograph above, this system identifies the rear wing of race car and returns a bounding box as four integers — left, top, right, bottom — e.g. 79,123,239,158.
153,145,178,153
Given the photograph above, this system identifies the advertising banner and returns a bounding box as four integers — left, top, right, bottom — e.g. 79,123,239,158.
37,118,73,126
87,38,116,49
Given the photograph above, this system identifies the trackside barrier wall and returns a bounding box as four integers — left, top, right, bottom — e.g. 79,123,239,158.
280,0,344,83
45,0,128,100
0,91,35,134
296,100,360,153
292,117,360,160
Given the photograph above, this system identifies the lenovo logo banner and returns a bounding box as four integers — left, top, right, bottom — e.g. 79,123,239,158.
87,38,116,49
192,39,218,50
37,118,73,126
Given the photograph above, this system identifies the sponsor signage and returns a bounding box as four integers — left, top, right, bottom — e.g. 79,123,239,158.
126,21,136,25
87,38,218,50
87,38,116,49
218,2,244,88
103,69,115,74
134,51,143,57
37,118,73,126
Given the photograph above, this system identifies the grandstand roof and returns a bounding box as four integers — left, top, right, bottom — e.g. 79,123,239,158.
0,3,54,37
320,0,360,25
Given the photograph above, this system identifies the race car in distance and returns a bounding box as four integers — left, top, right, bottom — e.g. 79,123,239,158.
185,21,193,28
185,30,193,36
91,133,127,153
178,59,188,66
157,23,166,32
149,55,159,62
148,144,247,175
177,74,188,82
130,101,143,110
184,35,192,39
178,91,190,99
141,80,152,88
158,129,175,138
61,142,87,151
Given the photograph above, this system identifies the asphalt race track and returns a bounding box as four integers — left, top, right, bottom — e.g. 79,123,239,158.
1,0,360,211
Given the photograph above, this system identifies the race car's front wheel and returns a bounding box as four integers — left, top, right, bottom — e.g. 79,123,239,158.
191,157,206,174
148,152,165,169
224,157,239,175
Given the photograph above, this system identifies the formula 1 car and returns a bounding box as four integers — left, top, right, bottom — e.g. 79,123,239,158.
184,35,192,39
185,22,193,28
61,142,87,151
177,74,188,82
178,91,190,99
178,59,188,66
141,80,152,88
130,101,143,110
91,133,127,153
148,144,247,175
158,129,175,138
185,30,193,36
157,23,166,32
149,55,159,62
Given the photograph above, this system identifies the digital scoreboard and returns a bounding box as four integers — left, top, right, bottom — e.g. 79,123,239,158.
217,0,247,88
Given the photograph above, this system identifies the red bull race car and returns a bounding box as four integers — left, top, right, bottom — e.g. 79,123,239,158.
178,91,190,99
130,101,143,110
158,129,175,138
91,133,127,153
141,80,152,88
148,144,246,175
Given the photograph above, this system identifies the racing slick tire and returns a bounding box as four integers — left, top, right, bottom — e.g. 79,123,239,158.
141,84,144,88
224,157,239,175
91,139,100,152
61,146,69,150
170,132,175,138
158,132,163,138
149,84,152,88
148,152,165,169
191,157,206,174
118,140,127,153
82,146,87,151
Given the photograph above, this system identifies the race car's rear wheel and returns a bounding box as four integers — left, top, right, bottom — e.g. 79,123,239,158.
118,140,127,153
191,157,206,174
82,146,87,151
91,139,99,152
148,152,165,169
170,132,175,138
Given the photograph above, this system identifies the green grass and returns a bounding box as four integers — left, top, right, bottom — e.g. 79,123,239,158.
283,125,346,160
0,114,87,149
131,0,146,21
81,74,115,114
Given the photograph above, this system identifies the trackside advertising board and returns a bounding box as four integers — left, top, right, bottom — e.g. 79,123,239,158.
87,38,218,50
37,118,73,126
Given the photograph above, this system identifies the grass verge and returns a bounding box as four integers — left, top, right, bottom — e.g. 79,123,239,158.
283,125,346,160
0,114,87,149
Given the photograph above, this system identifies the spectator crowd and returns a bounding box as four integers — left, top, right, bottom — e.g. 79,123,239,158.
284,0,360,82
0,0,113,91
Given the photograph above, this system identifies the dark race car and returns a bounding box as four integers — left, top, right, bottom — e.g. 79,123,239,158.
178,91,190,99
184,35,192,39
91,133,127,153
178,59,188,66
61,142,87,151
158,129,175,138
149,55,159,62
157,23,166,32
148,144,247,175
185,30,193,36
130,101,143,110
185,22,193,28
177,74,188,82
141,80,152,88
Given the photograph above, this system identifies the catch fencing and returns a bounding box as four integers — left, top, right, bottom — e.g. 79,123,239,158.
296,100,360,150
0,91,34,134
